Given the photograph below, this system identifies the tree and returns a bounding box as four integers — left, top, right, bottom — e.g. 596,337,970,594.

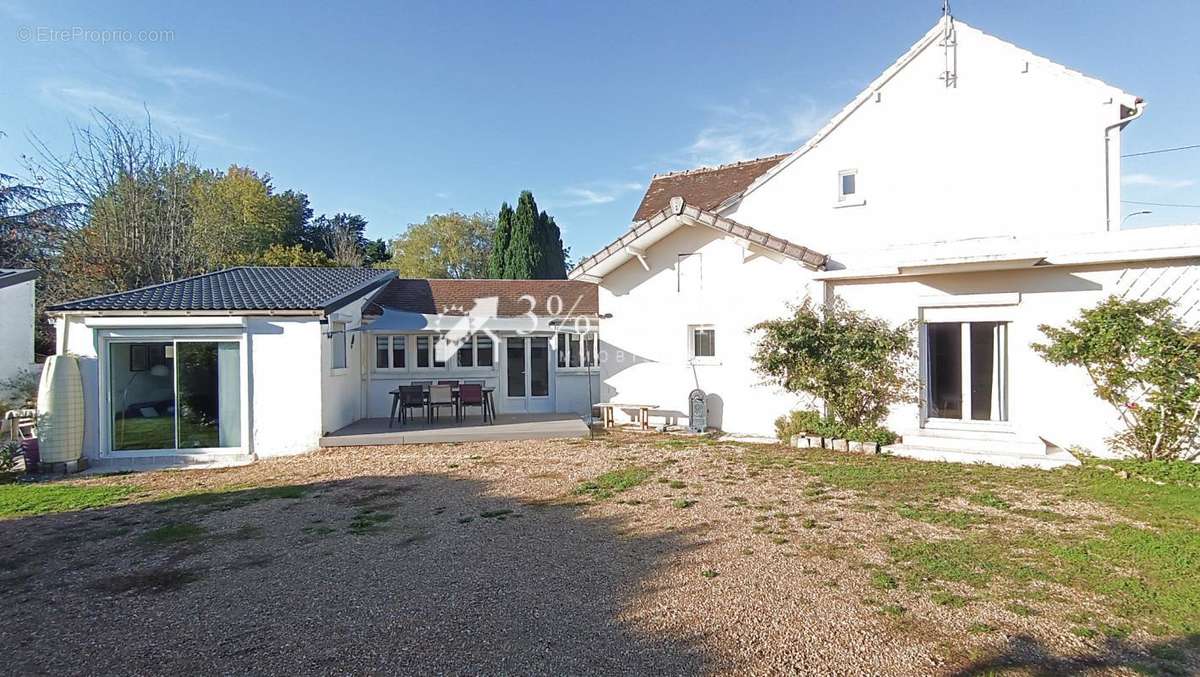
751,298,918,430
1033,296,1200,460
27,112,205,299
190,165,293,267
487,202,514,278
307,213,371,266
362,238,390,266
384,211,493,278
232,243,333,267
489,190,568,279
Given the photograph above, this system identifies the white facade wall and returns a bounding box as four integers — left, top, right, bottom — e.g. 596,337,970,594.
598,225,818,434
321,298,369,436
0,279,36,385
249,317,324,457
726,23,1134,256
827,262,1198,456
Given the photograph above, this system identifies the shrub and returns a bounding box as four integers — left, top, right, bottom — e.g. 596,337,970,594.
775,410,896,445
774,410,824,440
1033,296,1200,461
0,368,39,415
0,441,18,473
752,298,917,431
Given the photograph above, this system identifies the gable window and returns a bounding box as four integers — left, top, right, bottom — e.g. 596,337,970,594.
677,253,702,293
375,336,406,370
838,170,857,202
689,325,716,359
330,321,347,370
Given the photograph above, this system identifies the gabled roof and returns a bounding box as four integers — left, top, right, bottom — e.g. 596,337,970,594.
0,269,38,290
366,278,598,317
732,17,1140,208
631,154,788,222
48,267,395,314
570,198,827,281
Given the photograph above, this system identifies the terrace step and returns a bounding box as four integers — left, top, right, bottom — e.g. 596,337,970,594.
84,453,257,474
900,431,1048,456
882,443,1078,469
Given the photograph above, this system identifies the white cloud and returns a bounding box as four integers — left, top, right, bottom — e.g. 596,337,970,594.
1122,173,1195,190
680,100,831,167
558,181,643,208
38,82,233,146
119,46,290,98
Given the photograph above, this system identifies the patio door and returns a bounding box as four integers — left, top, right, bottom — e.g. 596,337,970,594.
924,322,1008,424
504,336,553,413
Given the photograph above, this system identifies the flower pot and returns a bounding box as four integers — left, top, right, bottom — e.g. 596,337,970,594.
805,435,823,449
830,438,849,452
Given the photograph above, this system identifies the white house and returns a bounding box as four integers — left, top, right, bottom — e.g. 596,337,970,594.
0,269,38,390
570,16,1200,467
47,268,600,468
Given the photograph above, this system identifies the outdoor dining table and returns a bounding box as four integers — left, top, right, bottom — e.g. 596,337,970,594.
387,384,496,427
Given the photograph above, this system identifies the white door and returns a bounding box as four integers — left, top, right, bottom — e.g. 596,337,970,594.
503,336,554,414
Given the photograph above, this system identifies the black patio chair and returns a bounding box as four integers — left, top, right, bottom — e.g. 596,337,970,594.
398,385,427,425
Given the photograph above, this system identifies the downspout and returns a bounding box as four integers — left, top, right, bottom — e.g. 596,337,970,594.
1105,98,1146,231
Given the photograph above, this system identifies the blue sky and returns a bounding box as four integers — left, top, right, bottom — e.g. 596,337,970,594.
2,0,1198,259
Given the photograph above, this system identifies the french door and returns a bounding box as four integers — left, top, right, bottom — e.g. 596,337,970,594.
504,336,553,413
924,322,1008,423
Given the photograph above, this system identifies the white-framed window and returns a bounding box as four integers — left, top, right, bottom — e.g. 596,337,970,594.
689,325,716,359
415,335,446,369
476,335,494,367
375,335,406,370
556,332,598,368
677,253,702,293
838,169,857,202
330,321,347,370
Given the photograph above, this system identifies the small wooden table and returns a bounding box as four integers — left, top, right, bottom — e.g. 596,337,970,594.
595,402,659,431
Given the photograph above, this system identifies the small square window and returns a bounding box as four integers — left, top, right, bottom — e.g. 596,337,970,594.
690,326,716,359
838,170,857,201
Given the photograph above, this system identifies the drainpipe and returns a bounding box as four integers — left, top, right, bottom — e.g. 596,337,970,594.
1105,98,1146,231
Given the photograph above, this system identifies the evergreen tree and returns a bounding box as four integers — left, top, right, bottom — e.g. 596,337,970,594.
504,191,540,279
488,202,513,278
536,210,567,279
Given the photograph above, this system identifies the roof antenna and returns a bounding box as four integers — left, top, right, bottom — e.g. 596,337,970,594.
939,0,958,88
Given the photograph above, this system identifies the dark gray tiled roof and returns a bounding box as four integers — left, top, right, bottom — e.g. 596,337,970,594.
0,269,38,290
48,267,394,313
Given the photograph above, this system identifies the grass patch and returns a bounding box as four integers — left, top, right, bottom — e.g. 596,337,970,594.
969,492,1011,510
141,522,206,545
930,590,968,608
700,569,718,579
672,499,697,509
0,482,138,517
573,467,653,500
1070,626,1098,638
870,571,899,591
91,567,200,594
667,480,687,490
1006,602,1037,618
349,509,394,535
896,503,988,529
880,603,906,617
967,622,996,634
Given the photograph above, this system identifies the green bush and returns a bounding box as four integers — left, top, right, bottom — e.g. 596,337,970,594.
1033,296,1200,461
775,409,896,445
846,425,898,446
774,410,824,440
0,368,40,415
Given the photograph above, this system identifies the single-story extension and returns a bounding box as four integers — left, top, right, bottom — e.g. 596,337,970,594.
47,267,600,466
0,268,39,388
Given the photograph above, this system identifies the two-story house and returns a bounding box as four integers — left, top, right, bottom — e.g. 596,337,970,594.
571,16,1200,467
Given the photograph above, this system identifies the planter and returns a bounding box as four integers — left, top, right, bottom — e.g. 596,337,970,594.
829,438,849,452
848,440,879,454
788,434,823,449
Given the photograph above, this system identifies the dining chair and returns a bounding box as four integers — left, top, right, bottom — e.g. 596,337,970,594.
399,385,427,425
428,384,455,423
457,383,486,423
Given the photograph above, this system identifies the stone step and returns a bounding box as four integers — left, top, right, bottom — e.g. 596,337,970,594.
882,443,1079,469
85,453,257,473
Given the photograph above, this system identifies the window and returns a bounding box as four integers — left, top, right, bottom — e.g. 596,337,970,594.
557,332,598,368
477,336,494,367
925,322,1008,422
457,338,474,367
416,336,430,368
376,336,406,369
677,253,702,293
838,169,857,202
330,321,347,370
690,326,716,359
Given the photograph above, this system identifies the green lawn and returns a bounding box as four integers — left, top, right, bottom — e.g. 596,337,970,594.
0,481,139,517
740,445,1200,636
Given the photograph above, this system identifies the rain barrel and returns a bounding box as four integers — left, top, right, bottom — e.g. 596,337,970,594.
36,355,85,464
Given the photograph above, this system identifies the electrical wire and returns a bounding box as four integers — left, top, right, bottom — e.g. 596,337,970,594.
1122,144,1200,158
1118,199,1200,207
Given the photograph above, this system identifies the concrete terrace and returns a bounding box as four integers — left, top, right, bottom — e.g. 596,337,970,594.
319,413,590,447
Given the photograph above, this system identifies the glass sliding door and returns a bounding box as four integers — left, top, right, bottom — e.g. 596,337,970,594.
503,336,553,413
924,322,1007,423
530,337,549,398
109,340,242,452
506,338,526,398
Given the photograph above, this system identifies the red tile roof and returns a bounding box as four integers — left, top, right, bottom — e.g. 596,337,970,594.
366,279,598,317
631,154,789,222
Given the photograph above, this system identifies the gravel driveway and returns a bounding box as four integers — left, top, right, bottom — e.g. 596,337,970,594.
0,433,1188,675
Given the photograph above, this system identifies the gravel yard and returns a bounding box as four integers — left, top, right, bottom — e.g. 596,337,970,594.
1,431,1196,675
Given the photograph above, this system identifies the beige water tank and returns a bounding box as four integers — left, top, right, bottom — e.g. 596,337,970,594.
36,355,85,463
